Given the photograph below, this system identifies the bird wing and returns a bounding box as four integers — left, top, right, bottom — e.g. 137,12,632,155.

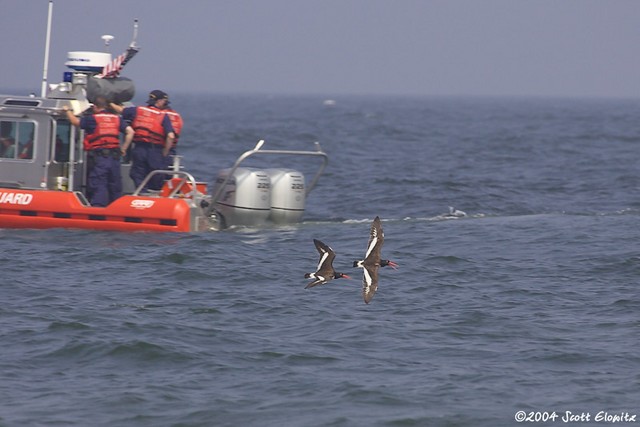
364,216,383,262
362,217,386,303
313,239,336,274
362,264,379,304
305,275,327,289
313,238,332,255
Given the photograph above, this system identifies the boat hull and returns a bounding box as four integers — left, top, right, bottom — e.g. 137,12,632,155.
0,188,201,232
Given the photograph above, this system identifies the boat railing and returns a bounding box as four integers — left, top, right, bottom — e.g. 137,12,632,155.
133,170,200,203
205,140,329,217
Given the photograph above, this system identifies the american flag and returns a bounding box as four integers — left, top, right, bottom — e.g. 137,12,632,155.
95,46,139,79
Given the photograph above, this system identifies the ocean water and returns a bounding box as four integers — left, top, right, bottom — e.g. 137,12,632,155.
1,94,639,426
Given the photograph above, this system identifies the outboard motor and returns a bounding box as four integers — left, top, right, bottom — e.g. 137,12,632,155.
267,168,305,224
212,167,271,226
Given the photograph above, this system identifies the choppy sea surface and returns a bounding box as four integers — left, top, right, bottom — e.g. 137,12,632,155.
1,94,640,426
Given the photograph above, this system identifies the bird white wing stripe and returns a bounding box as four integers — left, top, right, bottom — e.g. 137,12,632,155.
365,236,378,258
316,251,329,271
362,269,373,294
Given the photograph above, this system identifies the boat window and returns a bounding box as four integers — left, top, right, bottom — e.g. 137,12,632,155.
3,99,41,107
0,120,35,160
55,120,72,162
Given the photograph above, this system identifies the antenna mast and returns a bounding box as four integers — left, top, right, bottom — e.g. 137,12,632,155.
40,1,54,97
130,19,139,48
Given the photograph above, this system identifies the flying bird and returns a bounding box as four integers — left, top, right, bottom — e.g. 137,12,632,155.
304,239,351,289
353,216,398,304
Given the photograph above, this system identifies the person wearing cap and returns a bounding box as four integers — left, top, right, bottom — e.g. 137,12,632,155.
118,90,175,191
63,97,132,206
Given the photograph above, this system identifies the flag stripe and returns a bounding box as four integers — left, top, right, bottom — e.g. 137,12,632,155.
96,47,139,79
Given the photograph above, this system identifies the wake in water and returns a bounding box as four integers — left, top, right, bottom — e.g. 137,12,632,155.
192,205,640,235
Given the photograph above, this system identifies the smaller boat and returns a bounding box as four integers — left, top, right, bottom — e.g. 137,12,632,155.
0,11,328,233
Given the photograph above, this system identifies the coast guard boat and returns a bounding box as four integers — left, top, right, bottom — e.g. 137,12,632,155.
0,10,328,232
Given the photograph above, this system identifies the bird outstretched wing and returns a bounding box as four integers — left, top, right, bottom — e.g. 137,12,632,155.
305,239,337,288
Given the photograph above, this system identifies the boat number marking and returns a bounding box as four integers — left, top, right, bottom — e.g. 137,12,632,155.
0,192,33,205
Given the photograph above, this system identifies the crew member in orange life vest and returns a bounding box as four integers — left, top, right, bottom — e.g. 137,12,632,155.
64,97,132,206
119,90,175,191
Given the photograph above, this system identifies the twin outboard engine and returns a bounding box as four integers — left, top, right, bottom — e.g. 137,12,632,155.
212,167,306,227
266,169,305,224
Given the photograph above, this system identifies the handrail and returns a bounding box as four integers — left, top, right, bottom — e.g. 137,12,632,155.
133,170,200,204
205,140,329,217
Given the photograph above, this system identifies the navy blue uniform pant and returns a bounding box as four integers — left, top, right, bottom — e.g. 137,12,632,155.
130,142,167,191
87,149,122,207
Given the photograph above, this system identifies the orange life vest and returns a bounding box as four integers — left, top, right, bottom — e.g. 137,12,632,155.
131,106,167,145
165,109,183,145
18,140,33,159
83,113,121,151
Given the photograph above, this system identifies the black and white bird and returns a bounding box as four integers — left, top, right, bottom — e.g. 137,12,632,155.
304,239,351,289
353,216,398,304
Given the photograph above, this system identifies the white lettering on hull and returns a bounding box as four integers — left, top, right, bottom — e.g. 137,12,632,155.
130,199,155,209
0,192,34,205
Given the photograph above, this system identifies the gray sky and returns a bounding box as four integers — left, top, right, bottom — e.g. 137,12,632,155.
3,0,640,98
